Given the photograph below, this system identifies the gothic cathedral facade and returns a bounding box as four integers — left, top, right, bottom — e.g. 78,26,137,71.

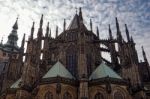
0,8,150,99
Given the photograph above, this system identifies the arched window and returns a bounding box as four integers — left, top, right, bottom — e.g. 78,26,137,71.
66,54,77,76
44,91,53,99
94,92,104,99
63,92,72,99
114,91,124,99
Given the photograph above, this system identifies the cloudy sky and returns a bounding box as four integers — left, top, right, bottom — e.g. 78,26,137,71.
0,0,149,62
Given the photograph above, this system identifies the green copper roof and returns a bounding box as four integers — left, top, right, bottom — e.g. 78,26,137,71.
89,62,122,80
43,61,75,79
10,78,21,89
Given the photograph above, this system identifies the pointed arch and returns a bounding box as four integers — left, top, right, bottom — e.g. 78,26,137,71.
113,91,124,99
112,86,127,99
63,91,72,99
94,92,104,99
44,91,53,99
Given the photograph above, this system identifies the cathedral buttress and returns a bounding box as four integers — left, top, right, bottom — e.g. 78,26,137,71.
17,15,43,99
43,22,50,65
78,31,89,99
121,25,141,85
108,24,119,70
77,8,89,99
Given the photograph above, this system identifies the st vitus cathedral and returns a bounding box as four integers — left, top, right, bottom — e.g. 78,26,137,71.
0,8,150,99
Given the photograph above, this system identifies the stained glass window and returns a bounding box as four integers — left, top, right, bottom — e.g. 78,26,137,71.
66,54,77,76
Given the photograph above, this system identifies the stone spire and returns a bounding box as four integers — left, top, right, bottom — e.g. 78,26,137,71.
21,33,25,49
96,26,99,39
63,19,66,31
45,22,49,37
49,28,51,38
37,14,43,38
6,17,19,48
142,46,148,63
116,17,122,42
79,7,83,21
30,22,35,40
13,17,18,30
90,19,93,31
109,24,113,40
40,14,43,29
56,25,58,38
125,24,130,42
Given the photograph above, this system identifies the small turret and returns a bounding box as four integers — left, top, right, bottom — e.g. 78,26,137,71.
125,24,130,42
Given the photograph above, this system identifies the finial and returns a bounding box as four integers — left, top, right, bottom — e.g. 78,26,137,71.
63,19,66,31
32,21,35,28
56,25,58,38
115,17,122,42
90,18,93,31
125,24,130,42
40,14,43,28
45,22,49,37
142,46,144,53
13,16,18,30
96,26,99,39
109,24,113,39
30,21,35,39
79,7,83,21
49,28,51,38
37,15,43,38
116,17,119,30
142,46,148,63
